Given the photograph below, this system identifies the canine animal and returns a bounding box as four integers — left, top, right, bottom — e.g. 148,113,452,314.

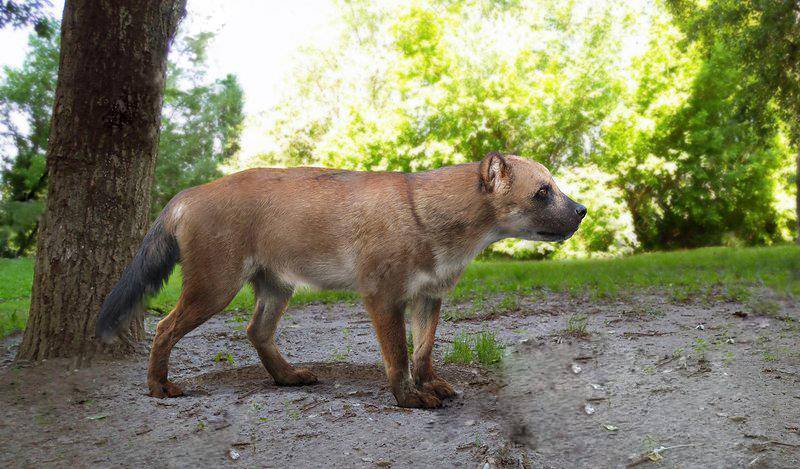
96,152,586,408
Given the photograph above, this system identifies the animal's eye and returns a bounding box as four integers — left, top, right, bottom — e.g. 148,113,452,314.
534,186,549,200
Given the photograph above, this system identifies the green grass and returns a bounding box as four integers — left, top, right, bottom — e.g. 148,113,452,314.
444,330,505,366
452,244,800,301
0,244,798,338
565,313,588,335
0,257,34,338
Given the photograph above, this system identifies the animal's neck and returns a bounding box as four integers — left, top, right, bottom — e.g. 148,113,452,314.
409,164,501,266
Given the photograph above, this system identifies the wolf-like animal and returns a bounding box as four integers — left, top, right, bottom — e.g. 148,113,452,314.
96,152,586,408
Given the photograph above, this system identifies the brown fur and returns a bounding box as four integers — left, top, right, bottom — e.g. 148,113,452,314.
144,153,586,408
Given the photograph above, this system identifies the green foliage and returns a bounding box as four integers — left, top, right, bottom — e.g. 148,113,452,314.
665,0,800,240
0,1,53,36
248,0,645,258
0,18,58,256
255,0,627,174
600,9,792,248
153,32,245,217
0,24,244,256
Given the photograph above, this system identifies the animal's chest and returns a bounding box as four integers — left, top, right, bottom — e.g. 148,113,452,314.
406,259,468,298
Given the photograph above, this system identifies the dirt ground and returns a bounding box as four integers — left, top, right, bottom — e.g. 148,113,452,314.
1,290,798,468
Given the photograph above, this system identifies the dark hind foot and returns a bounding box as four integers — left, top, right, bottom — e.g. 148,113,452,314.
148,379,184,398
395,384,442,409
418,377,456,399
273,367,318,386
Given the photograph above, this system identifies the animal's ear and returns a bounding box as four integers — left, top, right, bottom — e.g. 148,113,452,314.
479,152,512,193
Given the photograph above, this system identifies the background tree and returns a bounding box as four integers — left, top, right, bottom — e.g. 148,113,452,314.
0,18,58,256
154,32,244,217
0,0,53,36
666,0,800,242
17,0,187,361
600,15,789,248
0,24,244,254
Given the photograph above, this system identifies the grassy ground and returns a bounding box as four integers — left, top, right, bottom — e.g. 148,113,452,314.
1,244,798,338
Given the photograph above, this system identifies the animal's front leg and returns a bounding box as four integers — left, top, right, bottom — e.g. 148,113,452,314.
364,295,441,409
410,297,456,399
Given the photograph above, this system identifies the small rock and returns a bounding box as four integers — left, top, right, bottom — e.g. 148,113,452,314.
695,324,705,330
361,457,374,463
584,403,596,415
590,383,603,391
571,363,582,374
729,415,747,423
464,419,475,426
228,448,240,460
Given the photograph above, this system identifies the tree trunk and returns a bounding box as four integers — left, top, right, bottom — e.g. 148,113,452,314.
17,0,186,361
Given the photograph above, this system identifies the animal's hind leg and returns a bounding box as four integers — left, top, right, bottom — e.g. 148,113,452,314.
247,273,317,386
148,270,242,398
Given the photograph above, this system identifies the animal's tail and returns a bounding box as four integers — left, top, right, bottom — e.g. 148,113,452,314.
95,214,179,343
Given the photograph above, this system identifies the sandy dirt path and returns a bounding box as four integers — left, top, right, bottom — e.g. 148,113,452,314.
1,291,798,468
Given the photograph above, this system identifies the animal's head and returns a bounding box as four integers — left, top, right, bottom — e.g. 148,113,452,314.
479,152,586,242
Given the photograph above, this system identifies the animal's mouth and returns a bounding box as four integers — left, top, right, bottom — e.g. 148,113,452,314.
534,230,576,241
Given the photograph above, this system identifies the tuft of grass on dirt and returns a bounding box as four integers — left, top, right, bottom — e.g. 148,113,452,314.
444,331,474,364
496,294,521,313
213,350,234,365
445,330,504,366
564,313,589,336
745,289,782,317
473,331,505,365
330,327,352,362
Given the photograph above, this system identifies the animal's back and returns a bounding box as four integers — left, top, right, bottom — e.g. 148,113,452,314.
167,167,423,291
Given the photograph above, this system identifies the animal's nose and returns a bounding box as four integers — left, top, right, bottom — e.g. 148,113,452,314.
575,204,587,219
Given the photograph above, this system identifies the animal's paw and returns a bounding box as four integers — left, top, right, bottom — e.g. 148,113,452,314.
148,380,184,398
395,388,442,409
274,367,319,386
419,377,456,399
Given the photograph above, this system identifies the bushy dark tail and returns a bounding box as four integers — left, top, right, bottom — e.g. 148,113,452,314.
95,215,179,343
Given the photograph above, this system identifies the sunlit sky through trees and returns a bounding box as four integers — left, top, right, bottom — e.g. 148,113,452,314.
0,0,652,161
0,0,338,158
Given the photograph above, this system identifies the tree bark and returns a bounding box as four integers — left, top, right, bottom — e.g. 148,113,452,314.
17,0,186,361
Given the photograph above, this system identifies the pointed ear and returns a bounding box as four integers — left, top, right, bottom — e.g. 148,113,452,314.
479,152,512,193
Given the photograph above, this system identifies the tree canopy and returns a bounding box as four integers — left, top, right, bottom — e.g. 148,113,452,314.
0,22,244,256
